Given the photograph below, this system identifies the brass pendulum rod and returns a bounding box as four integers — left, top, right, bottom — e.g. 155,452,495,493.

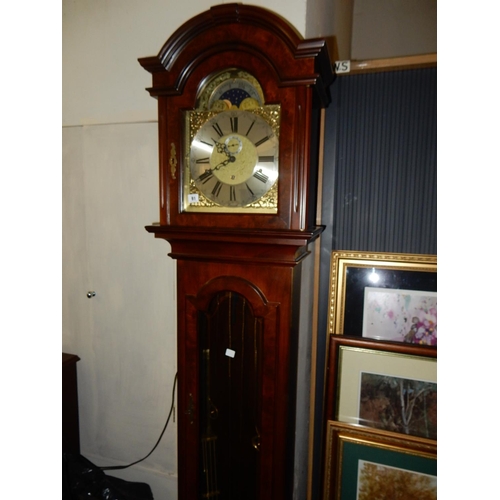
201,349,220,499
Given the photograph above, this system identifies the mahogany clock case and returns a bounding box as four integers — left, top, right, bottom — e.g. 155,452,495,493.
139,4,335,499
139,3,334,233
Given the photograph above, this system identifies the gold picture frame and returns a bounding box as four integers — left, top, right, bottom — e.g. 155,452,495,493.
327,251,437,340
323,421,437,500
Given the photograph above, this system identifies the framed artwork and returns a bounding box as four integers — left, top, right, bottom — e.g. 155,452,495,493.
327,251,437,345
323,421,437,500
362,287,437,344
325,335,437,440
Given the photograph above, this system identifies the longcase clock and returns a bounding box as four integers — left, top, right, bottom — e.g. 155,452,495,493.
139,4,334,499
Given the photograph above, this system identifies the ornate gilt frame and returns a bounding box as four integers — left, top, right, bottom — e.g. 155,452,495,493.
323,420,437,500
327,251,437,336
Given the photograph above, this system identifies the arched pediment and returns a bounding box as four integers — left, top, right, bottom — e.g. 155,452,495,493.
138,3,334,106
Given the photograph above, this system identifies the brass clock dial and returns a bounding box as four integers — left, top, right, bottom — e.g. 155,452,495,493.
184,107,280,212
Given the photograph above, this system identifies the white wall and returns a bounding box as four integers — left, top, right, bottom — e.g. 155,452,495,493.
351,0,437,59
62,0,310,127
305,0,334,40
62,1,332,498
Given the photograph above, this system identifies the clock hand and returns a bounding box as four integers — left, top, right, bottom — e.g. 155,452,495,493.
213,155,235,171
215,141,231,157
198,157,235,182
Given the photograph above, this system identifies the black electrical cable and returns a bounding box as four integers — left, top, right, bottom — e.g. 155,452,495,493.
100,372,178,471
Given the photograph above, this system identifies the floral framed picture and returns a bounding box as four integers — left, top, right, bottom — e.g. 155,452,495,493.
325,335,437,440
362,287,437,344
328,251,437,346
323,421,437,500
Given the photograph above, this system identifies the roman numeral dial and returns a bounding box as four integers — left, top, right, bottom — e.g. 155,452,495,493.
188,109,279,209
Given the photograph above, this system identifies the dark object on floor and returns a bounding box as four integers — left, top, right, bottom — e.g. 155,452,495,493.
63,452,154,500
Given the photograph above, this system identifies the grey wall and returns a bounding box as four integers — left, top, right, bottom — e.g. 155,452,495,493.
328,68,437,254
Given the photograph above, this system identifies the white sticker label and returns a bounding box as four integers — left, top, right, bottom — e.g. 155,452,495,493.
225,348,235,358
188,193,199,203
334,60,351,74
